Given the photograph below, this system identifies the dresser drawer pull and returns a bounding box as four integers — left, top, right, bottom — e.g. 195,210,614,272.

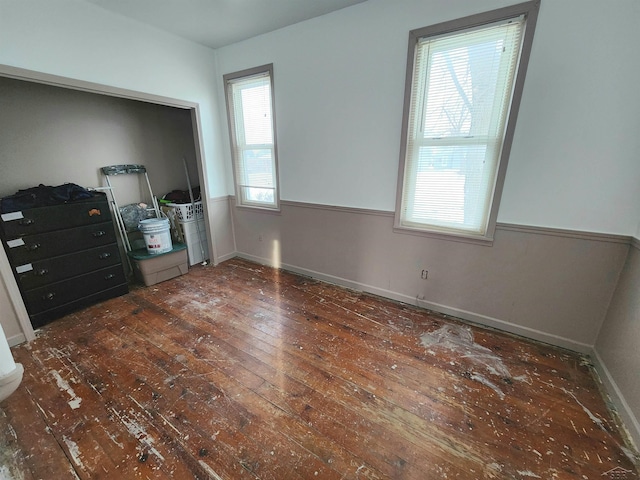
43,292,55,301
104,273,116,280
26,243,41,251
36,268,49,276
19,218,35,226
98,252,112,260
92,230,107,238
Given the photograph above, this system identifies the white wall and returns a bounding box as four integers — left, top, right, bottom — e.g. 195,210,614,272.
500,0,640,235
0,0,227,199
216,0,640,236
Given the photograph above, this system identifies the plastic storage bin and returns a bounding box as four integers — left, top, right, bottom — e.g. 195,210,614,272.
127,243,188,286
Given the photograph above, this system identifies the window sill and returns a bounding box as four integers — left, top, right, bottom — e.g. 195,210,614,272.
392,224,495,246
233,203,282,216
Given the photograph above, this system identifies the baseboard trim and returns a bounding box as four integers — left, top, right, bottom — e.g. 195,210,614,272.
591,348,640,450
7,332,26,347
215,251,237,264
414,298,593,354
233,252,592,354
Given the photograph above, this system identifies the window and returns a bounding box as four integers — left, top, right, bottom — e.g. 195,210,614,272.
395,2,539,241
224,64,279,209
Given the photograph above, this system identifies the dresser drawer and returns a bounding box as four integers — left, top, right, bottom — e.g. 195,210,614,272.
15,243,122,290
0,195,111,237
29,284,129,329
23,264,126,314
3,221,117,264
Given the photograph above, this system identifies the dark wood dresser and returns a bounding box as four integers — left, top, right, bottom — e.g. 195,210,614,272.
0,192,128,328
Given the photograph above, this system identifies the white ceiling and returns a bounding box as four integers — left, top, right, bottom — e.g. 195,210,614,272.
82,0,368,49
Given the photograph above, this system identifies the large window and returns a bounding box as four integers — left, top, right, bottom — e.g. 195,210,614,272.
396,2,539,241
224,64,279,210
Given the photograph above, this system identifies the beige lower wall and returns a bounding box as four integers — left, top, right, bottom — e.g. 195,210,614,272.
206,195,236,264
594,243,640,447
231,199,629,351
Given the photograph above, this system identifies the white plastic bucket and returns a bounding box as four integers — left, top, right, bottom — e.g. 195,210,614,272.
139,218,172,255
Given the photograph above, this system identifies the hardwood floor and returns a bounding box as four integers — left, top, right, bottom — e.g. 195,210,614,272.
1,258,638,479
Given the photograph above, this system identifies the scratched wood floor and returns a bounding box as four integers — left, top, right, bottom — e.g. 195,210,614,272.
1,258,638,479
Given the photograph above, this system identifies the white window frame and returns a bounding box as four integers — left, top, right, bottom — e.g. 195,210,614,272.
394,1,539,244
224,64,280,211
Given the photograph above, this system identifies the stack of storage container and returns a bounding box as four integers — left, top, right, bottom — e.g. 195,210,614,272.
167,201,208,266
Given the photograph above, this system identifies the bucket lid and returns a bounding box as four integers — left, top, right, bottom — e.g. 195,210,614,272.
138,218,170,231
139,218,169,226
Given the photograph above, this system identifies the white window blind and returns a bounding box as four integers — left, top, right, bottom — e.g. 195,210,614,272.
226,68,278,208
400,16,526,236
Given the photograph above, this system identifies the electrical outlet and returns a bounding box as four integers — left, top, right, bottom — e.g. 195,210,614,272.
258,234,263,242
421,269,428,279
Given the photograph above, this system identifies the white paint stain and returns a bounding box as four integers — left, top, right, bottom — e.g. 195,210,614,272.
0,464,26,480
163,375,178,385
0,422,26,480
158,413,182,436
512,374,531,385
50,370,82,410
560,388,606,431
484,462,502,478
111,408,165,462
620,446,640,464
62,436,85,470
69,464,80,480
470,373,505,400
101,427,124,449
198,460,224,480
517,471,541,478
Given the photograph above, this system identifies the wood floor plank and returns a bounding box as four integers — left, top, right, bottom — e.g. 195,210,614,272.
1,257,638,479
116,298,373,480
129,287,472,477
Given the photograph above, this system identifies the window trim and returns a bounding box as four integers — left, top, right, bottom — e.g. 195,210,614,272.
223,63,281,211
394,1,540,244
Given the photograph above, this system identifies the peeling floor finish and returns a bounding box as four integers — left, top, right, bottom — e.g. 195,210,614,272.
0,258,638,479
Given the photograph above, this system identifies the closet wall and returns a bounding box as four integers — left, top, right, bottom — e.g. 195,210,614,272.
0,77,198,202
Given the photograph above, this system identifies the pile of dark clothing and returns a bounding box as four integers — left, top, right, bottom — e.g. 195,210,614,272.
0,183,94,213
161,186,201,204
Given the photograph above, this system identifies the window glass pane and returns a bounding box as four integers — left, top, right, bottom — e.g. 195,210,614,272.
242,186,275,204
240,82,273,145
408,144,489,230
424,37,505,138
241,149,274,188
